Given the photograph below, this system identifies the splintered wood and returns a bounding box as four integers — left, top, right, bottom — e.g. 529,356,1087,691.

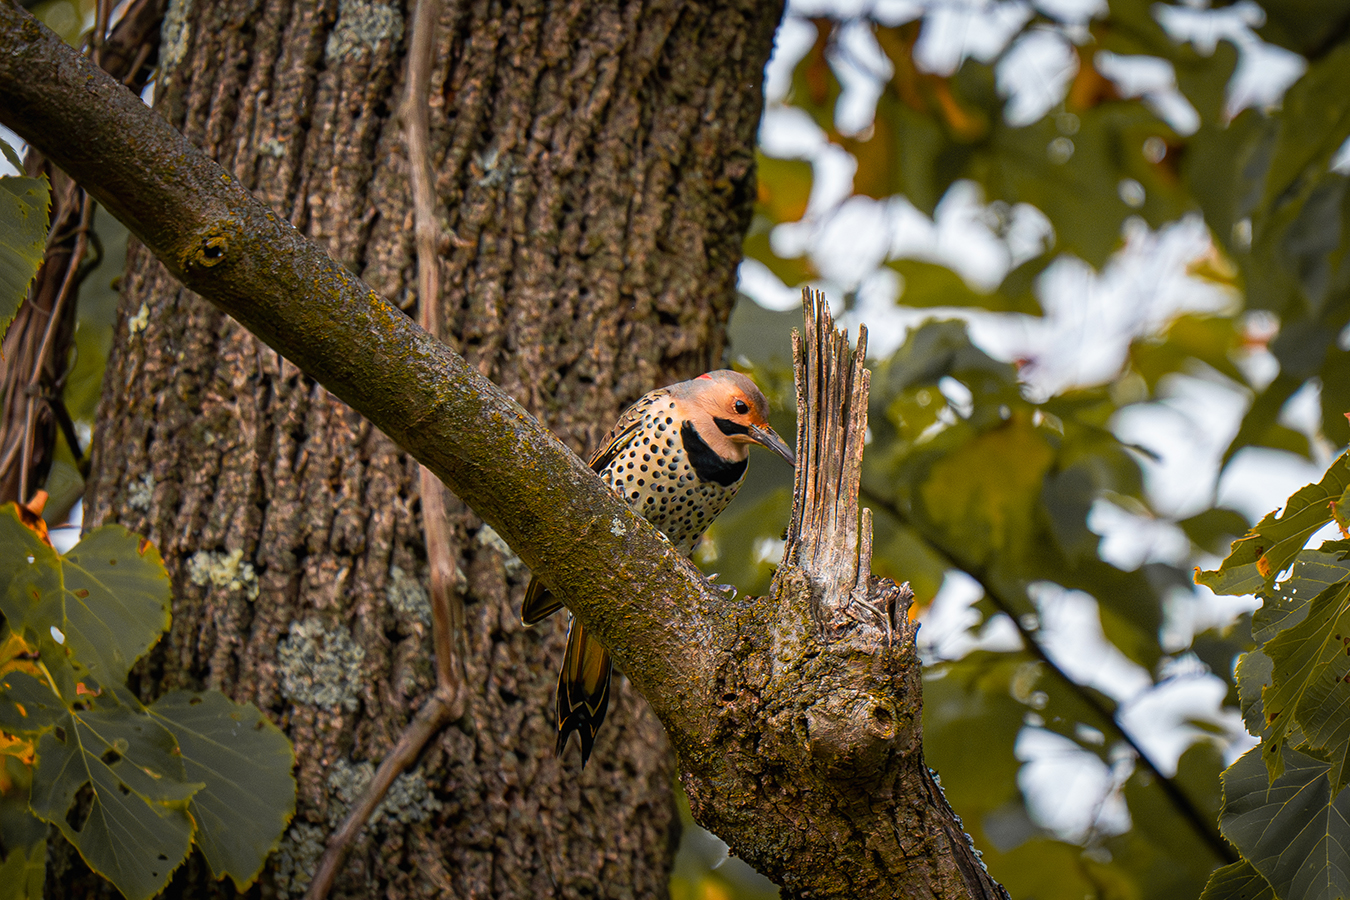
785,288,903,637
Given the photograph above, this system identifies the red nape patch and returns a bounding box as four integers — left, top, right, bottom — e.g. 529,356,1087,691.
697,373,713,380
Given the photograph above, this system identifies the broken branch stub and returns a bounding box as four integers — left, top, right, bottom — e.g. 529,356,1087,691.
772,287,917,777
691,289,1005,899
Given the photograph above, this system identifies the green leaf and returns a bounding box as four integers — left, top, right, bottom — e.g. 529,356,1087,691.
0,507,172,685
922,653,1027,812
147,691,297,890
0,671,70,736
889,258,1041,315
743,226,815,287
28,697,202,900
1180,508,1251,557
0,838,46,900
1200,859,1277,900
1250,546,1350,644
786,19,842,136
1197,452,1350,596
962,100,1185,268
1220,745,1350,900
1236,650,1273,740
0,142,48,345
1262,572,1350,788
1129,314,1248,390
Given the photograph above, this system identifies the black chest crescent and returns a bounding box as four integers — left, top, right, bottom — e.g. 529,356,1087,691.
680,421,748,486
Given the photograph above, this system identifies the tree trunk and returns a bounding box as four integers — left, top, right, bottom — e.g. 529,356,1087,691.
66,0,779,895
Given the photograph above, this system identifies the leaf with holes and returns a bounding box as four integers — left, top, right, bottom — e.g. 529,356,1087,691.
1261,569,1350,790
148,691,296,891
27,694,201,900
0,506,171,687
1198,453,1350,597
0,141,49,345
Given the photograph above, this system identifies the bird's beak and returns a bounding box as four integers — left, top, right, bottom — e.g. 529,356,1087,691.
749,424,796,467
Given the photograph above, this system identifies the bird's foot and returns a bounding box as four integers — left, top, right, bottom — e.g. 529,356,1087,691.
705,574,737,601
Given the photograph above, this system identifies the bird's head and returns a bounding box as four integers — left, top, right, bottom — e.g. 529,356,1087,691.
671,370,796,466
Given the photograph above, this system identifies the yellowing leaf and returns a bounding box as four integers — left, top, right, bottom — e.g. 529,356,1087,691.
1198,452,1350,596
919,414,1055,566
755,153,812,224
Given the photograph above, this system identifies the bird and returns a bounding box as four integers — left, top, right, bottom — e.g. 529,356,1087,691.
522,369,796,765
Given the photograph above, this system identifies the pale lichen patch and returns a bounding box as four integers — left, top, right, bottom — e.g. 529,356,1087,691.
272,821,325,898
476,523,524,577
126,472,154,512
127,302,150,335
186,548,259,600
324,0,402,63
277,618,365,711
160,0,191,70
326,758,442,827
387,565,430,624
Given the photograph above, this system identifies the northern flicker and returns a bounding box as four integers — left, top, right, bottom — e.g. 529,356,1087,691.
522,369,795,765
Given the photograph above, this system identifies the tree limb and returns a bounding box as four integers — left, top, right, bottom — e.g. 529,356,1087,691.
0,1,722,746
0,8,1005,896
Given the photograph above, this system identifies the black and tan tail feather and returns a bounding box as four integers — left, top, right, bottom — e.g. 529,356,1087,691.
521,578,563,625
556,616,612,766
521,395,649,762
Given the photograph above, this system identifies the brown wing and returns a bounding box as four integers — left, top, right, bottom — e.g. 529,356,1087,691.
555,615,612,766
520,395,657,625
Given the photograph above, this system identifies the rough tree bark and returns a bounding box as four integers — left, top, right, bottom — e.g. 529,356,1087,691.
7,0,779,896
0,5,1013,899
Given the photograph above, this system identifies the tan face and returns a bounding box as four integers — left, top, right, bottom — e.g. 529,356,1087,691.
686,373,796,467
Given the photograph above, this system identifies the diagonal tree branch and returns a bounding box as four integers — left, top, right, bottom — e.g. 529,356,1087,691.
0,0,719,762
0,7,1013,896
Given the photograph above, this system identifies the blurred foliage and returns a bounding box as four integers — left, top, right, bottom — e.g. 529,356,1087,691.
0,504,296,898
721,0,1350,896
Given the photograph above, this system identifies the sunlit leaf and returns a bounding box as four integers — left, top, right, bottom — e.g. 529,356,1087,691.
786,19,842,136
918,413,1055,567
743,227,816,288
756,153,813,224
1129,315,1247,389
148,691,297,891
889,259,1040,315
1197,453,1350,597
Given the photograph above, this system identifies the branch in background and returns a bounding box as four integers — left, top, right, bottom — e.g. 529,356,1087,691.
0,0,165,508
858,485,1237,864
305,2,466,895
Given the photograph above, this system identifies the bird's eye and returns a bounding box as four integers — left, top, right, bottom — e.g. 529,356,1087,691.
733,399,749,415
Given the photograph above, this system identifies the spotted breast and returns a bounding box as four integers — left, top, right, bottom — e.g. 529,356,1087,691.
522,370,795,764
